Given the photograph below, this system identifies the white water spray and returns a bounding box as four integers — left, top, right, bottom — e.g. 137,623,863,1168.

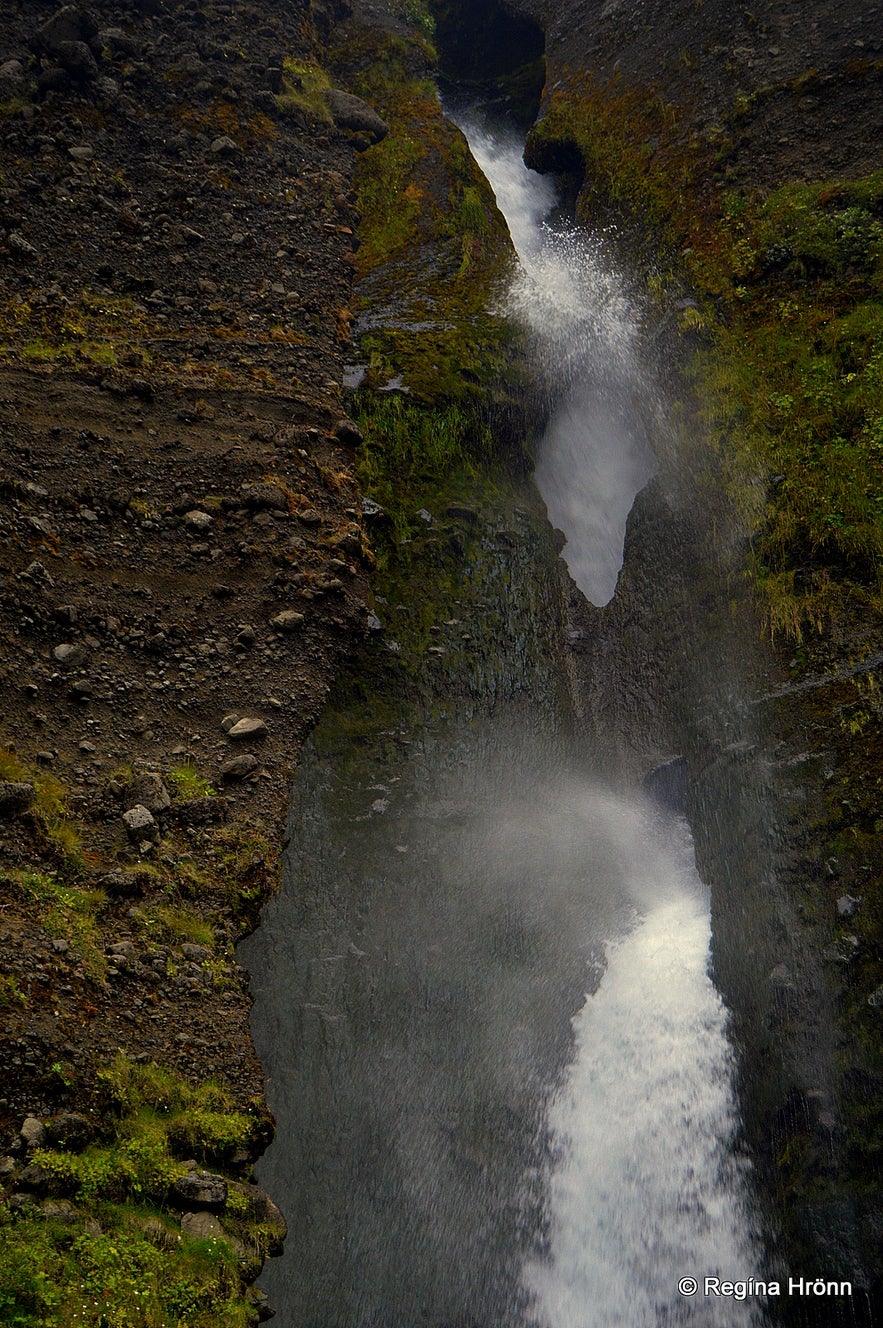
458,118,657,605
526,817,766,1327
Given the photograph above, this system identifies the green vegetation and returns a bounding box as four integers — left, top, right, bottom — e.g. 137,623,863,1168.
167,762,217,801
7,871,107,981
0,973,26,1009
0,1059,272,1328
355,392,499,539
330,27,521,402
524,73,711,247
0,291,155,373
276,58,333,125
695,175,883,639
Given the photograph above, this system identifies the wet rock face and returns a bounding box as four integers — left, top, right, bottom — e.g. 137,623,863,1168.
450,0,883,186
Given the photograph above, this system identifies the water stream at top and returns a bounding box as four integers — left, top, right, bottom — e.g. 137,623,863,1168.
241,108,767,1328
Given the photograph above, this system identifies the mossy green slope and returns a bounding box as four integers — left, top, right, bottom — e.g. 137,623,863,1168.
330,24,521,405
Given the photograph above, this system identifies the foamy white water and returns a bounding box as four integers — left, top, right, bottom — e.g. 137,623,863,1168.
526,818,765,1327
456,117,656,605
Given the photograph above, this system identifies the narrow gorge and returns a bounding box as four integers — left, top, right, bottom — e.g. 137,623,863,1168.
1,0,880,1325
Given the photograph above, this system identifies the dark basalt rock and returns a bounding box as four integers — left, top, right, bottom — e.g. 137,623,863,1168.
325,89,388,143
171,1171,228,1212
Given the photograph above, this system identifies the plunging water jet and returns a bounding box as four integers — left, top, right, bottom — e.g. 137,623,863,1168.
454,112,657,606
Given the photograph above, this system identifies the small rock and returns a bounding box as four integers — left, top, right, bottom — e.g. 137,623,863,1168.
836,895,860,918
0,783,35,818
241,481,289,512
270,610,304,633
227,717,268,741
183,509,212,533
181,943,209,961
228,1183,287,1253
7,232,39,262
181,1210,224,1239
55,40,100,82
40,1199,79,1221
171,1171,228,1211
221,713,241,733
127,772,171,816
53,643,82,666
235,626,256,647
362,497,386,519
68,145,94,162
333,531,361,558
107,940,138,959
209,135,239,157
36,6,100,56
221,753,259,781
325,88,388,143
99,868,145,898
247,1285,275,1322
16,1163,51,1193
170,796,226,827
20,1117,46,1150
333,417,363,446
122,804,159,844
45,1114,91,1153
0,59,28,98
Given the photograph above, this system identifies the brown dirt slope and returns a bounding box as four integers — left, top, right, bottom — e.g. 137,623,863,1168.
0,0,375,1283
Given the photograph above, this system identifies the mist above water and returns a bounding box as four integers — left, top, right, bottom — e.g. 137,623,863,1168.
456,117,657,606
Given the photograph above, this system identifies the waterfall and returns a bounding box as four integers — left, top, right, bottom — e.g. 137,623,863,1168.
240,102,769,1328
454,110,768,1327
458,117,657,607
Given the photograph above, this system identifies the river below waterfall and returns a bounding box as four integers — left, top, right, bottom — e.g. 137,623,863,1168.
240,105,767,1328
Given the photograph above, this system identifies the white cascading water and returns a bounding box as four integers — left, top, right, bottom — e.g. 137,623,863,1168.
461,118,658,607
454,112,768,1327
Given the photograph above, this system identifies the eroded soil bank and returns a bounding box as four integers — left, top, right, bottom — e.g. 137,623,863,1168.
0,0,374,1319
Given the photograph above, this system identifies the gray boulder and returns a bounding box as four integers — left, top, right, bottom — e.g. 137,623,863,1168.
45,1113,92,1153
171,1171,228,1211
325,89,388,143
0,60,28,99
227,717,268,741
122,803,159,844
54,40,99,82
20,1117,46,1150
127,771,171,816
35,6,99,57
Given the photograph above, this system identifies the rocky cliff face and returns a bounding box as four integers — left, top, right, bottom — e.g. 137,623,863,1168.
512,0,883,187
0,0,377,1320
